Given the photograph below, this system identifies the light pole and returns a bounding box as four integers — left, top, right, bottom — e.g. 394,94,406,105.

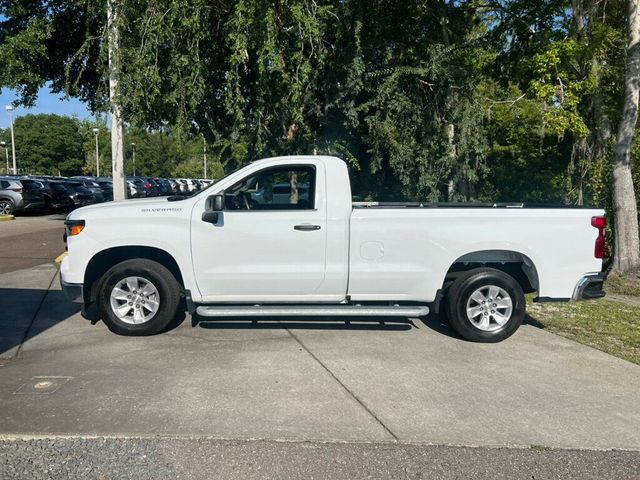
0,141,8,174
93,128,100,177
131,142,136,176
5,105,17,174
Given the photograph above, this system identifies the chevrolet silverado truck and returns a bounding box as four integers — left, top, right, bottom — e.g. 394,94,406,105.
60,155,606,342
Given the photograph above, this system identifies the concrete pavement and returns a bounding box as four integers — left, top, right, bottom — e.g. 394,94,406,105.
1,263,639,451
0,264,63,359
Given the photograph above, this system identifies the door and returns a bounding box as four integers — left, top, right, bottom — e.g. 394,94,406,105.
191,163,330,302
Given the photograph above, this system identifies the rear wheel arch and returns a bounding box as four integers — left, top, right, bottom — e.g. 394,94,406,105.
429,250,538,315
84,246,185,305
442,249,539,293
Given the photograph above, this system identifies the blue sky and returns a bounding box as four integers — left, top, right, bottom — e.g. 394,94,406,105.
0,85,93,128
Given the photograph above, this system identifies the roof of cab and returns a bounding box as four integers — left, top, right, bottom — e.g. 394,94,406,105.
251,155,345,166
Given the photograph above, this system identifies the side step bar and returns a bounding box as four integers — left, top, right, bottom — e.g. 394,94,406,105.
195,305,429,318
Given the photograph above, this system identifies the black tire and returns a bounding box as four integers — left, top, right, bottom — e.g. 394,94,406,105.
96,259,181,336
0,199,14,216
445,268,525,343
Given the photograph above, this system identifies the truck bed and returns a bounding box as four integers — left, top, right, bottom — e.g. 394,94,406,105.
353,202,594,209
347,203,604,302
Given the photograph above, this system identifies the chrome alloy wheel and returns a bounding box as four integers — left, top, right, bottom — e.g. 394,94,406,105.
0,201,12,215
109,276,160,324
465,285,513,332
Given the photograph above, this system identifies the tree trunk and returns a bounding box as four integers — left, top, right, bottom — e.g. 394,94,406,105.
108,0,127,201
612,0,640,273
446,123,456,201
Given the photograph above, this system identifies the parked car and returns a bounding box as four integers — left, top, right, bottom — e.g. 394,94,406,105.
152,178,171,196
127,180,144,198
97,181,114,202
131,178,155,197
170,179,181,194
146,178,163,196
163,179,178,195
63,181,100,208
250,182,310,206
69,177,104,203
61,155,606,341
40,180,74,211
184,179,199,193
0,177,47,215
175,179,189,194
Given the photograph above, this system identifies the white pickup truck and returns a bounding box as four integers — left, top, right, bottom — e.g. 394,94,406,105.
61,155,606,342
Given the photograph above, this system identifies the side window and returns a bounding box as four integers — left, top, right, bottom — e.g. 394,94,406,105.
0,181,8,189
225,166,316,211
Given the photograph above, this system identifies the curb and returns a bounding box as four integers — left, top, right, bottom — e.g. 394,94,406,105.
0,215,15,221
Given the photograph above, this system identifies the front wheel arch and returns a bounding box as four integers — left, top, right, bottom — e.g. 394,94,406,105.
84,246,185,306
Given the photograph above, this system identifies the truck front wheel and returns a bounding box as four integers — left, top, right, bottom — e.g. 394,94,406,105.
445,268,525,342
96,259,181,336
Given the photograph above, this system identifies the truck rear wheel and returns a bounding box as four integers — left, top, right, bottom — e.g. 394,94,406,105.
445,268,525,342
96,259,181,336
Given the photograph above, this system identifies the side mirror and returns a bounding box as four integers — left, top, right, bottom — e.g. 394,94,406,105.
202,194,224,223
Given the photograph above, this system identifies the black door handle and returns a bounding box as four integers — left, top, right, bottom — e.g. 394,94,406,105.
294,224,321,231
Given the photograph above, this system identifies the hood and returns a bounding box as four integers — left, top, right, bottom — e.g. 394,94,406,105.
67,197,195,220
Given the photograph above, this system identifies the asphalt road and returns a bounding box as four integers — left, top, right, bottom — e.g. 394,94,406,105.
0,214,66,274
0,437,637,480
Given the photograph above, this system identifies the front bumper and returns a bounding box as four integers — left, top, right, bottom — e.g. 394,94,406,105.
60,275,84,303
572,273,606,300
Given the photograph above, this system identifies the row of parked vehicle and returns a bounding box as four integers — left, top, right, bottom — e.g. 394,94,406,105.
0,175,214,216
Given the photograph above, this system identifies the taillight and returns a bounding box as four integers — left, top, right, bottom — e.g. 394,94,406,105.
145,182,152,188
591,216,606,259
10,187,22,193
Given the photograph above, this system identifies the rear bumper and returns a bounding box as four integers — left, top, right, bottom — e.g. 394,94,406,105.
572,273,606,300
60,276,84,304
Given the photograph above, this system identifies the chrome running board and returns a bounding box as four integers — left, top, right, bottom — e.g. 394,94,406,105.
195,305,429,318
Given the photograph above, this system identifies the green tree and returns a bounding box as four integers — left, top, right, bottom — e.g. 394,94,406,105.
79,117,111,176
12,113,84,175
1,0,638,266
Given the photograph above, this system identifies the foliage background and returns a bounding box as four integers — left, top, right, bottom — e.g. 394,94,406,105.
0,0,638,220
